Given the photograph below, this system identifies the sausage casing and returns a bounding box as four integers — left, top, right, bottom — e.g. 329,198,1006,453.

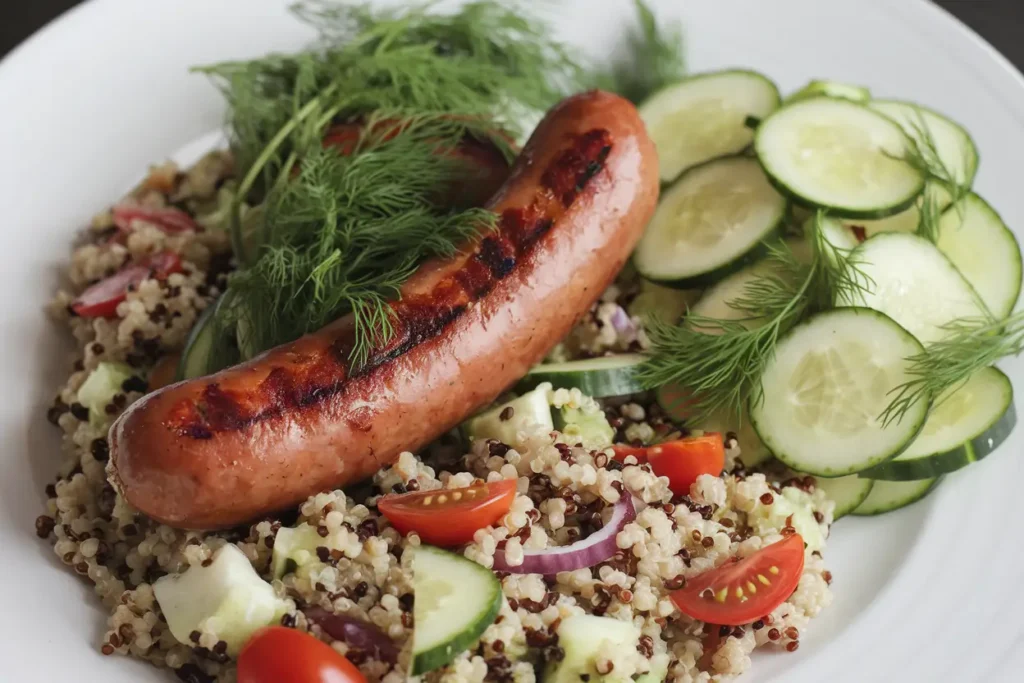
109,90,660,529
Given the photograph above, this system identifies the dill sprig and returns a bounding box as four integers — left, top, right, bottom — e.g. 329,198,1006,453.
193,1,587,366
638,242,807,422
639,213,871,421
880,311,1024,426
896,109,973,241
605,0,687,104
228,115,499,368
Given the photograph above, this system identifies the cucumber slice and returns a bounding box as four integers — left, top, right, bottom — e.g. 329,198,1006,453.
411,546,501,675
177,295,235,381
837,232,988,344
639,69,781,183
628,279,701,325
865,367,1016,481
850,477,941,516
843,204,920,239
464,386,554,447
813,475,874,520
869,100,979,189
804,215,860,267
787,80,871,104
634,156,787,288
517,354,646,398
659,260,795,467
750,308,928,476
689,259,782,327
937,193,1022,318
755,98,924,218
839,183,957,241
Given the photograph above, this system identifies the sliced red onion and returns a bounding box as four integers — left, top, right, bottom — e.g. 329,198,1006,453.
303,607,399,663
609,305,635,336
492,495,636,574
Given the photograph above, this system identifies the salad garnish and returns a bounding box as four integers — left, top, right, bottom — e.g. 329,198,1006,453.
191,0,685,371
639,214,871,422
881,309,1024,425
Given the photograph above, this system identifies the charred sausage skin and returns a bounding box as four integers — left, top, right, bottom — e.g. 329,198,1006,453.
109,90,660,529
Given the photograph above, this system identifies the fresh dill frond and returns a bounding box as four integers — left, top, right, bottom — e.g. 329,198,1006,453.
805,210,874,311
603,0,687,104
880,311,1024,426
638,241,810,422
896,109,973,242
227,116,498,368
639,214,873,422
193,1,585,368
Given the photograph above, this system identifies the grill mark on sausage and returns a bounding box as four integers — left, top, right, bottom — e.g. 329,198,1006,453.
172,128,613,438
353,301,467,375
477,236,516,279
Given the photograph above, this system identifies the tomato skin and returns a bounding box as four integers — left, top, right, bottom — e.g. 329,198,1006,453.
71,251,182,318
237,627,366,683
670,534,806,626
378,479,517,547
647,434,725,495
112,205,199,234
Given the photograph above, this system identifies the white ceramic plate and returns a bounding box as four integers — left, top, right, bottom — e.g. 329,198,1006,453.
1,0,1022,680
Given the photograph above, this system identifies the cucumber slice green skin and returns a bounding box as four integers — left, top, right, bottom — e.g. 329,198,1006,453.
755,98,925,220
517,354,646,398
177,295,236,381
812,475,874,520
786,80,871,104
640,69,782,183
838,232,988,345
937,193,1023,319
628,280,701,326
634,156,788,289
411,546,502,675
868,100,980,188
850,477,942,516
750,308,929,477
865,368,1016,481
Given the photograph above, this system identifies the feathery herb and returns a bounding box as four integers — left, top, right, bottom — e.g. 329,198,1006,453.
604,0,687,104
639,212,872,422
194,1,588,366
895,109,973,241
191,0,685,370
880,310,1024,426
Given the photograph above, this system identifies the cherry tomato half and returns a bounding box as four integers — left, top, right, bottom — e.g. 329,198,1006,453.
670,534,805,626
647,433,726,495
112,204,199,234
378,479,517,547
71,251,182,318
238,626,367,683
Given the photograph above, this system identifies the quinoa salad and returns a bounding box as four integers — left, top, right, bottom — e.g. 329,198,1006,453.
38,150,834,683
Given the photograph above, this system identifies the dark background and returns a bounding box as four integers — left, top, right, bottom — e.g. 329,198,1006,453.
2,0,1024,67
